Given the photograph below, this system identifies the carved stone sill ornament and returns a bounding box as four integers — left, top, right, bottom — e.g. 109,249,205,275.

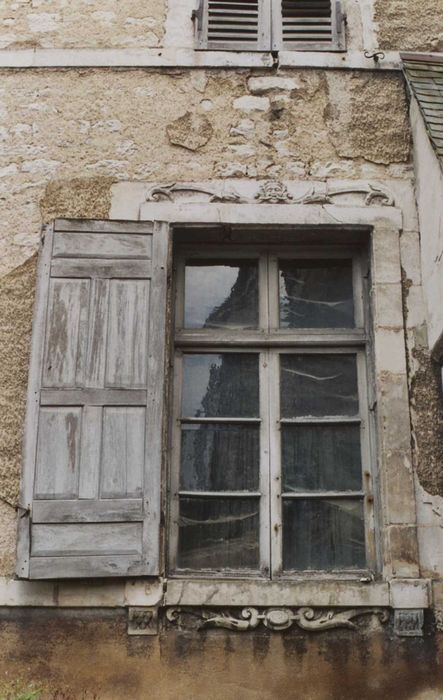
145,181,395,207
166,607,389,633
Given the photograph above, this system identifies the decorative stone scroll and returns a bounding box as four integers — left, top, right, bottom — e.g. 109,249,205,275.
294,183,395,207
145,182,247,203
166,607,389,633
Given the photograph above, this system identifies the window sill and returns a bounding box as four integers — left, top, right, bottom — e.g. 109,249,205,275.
0,48,401,71
164,577,391,608
0,576,430,610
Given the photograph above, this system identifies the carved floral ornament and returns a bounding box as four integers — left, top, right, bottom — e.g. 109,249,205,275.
166,607,389,633
145,181,395,207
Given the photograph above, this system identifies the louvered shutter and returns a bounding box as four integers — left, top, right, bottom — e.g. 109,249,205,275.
194,0,271,51
272,0,345,51
16,219,170,579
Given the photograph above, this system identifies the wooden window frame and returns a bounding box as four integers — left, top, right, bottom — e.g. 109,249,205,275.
168,243,376,580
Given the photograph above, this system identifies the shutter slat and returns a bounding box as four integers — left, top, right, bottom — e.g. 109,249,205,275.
196,0,271,51
274,0,344,51
17,219,169,580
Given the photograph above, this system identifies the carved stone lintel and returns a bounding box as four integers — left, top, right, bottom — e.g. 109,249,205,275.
394,609,424,637
294,183,395,207
128,606,159,636
144,181,394,208
166,607,389,633
145,182,246,204
255,181,293,203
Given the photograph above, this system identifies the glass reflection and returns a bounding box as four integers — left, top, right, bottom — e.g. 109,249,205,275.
279,259,355,329
178,497,260,570
181,423,259,492
182,353,259,418
283,498,366,570
282,424,362,492
184,261,259,329
280,354,359,417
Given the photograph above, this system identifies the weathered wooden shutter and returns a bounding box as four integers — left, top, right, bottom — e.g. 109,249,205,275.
194,0,272,51
17,219,170,579
272,0,345,51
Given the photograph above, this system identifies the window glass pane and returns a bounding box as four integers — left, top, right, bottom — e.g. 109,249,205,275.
178,497,260,570
279,259,355,329
280,354,359,417
283,498,366,570
182,353,259,417
184,260,259,329
181,423,259,492
282,424,362,492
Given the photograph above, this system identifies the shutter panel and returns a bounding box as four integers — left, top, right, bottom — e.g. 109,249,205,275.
17,219,170,579
195,0,271,51
272,0,345,51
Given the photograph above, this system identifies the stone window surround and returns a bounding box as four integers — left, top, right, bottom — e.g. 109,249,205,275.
2,185,430,612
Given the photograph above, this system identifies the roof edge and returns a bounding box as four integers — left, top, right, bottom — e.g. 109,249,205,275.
400,52,443,64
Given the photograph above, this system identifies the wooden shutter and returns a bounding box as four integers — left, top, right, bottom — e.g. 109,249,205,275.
17,219,170,579
195,0,272,51
272,0,345,51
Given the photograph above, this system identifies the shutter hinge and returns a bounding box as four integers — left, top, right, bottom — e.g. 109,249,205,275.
192,0,204,32
16,503,31,518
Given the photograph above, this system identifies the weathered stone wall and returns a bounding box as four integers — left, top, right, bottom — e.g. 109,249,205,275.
0,69,411,277
0,0,165,49
374,0,443,52
0,69,412,580
0,609,442,700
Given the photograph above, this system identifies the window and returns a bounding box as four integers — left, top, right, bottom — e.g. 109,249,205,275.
169,245,374,577
193,0,345,52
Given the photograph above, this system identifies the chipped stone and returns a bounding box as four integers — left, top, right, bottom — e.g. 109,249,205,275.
167,112,213,151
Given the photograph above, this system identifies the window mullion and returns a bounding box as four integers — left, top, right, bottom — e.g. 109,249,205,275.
259,349,271,576
269,349,283,577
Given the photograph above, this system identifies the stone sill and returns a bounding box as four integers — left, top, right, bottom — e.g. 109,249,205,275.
0,48,401,71
0,576,430,609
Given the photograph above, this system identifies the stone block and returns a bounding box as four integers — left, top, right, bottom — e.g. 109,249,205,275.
385,525,420,578
390,579,430,609
372,227,402,284
233,96,270,112
247,76,301,94
381,450,416,525
376,372,412,453
373,283,404,329
373,328,408,374
400,230,422,285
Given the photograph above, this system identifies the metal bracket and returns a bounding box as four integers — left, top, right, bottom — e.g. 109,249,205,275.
127,606,159,636
394,609,424,637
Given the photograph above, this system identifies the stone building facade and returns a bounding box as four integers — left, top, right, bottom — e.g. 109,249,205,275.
1,1,443,698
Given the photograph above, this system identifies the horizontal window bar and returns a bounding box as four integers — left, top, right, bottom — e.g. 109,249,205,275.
178,491,261,498
281,491,365,499
180,416,261,424
175,331,367,348
280,416,361,424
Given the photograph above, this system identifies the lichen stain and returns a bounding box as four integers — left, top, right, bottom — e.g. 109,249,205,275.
40,177,115,224
0,255,37,511
410,345,443,497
